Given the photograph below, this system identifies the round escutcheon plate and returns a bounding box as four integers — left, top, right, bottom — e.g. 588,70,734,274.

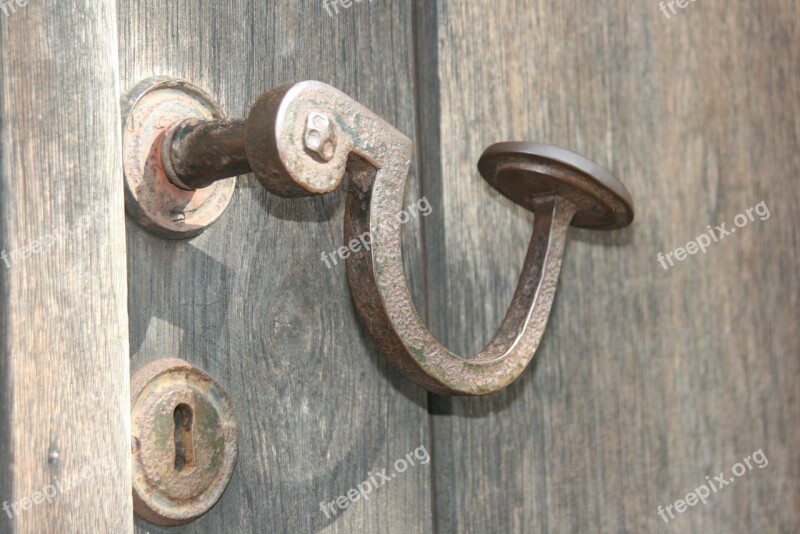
130,358,238,526
121,78,236,238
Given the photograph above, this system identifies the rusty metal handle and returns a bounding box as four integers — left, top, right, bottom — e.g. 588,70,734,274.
133,80,634,395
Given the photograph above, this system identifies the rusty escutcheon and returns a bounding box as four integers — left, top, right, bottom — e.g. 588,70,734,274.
121,79,237,238
130,358,238,526
122,79,634,396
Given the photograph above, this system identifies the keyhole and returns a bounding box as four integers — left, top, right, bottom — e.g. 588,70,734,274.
173,403,195,473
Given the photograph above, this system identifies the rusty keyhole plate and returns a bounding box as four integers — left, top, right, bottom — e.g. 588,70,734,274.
130,358,238,526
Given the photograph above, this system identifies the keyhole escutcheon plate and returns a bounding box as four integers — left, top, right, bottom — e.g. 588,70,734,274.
130,358,238,526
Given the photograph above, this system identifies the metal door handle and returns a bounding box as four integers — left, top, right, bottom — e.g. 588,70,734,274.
123,79,634,395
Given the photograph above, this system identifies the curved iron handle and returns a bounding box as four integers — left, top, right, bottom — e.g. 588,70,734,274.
129,80,634,395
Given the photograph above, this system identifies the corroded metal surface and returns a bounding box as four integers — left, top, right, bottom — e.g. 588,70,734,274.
164,117,249,190
140,79,635,395
303,110,338,162
121,78,236,238
241,81,634,395
130,358,238,526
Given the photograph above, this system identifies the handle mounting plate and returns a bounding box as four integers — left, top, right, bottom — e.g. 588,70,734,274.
121,78,236,239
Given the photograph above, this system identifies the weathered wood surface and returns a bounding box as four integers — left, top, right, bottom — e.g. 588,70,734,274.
0,1,132,532
117,1,432,532
423,0,799,532
2,1,794,532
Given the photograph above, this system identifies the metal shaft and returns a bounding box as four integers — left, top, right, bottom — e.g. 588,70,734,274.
163,118,251,190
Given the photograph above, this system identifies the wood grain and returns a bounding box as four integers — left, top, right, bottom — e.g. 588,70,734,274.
2,1,794,532
421,0,799,532
0,1,132,532
117,1,432,532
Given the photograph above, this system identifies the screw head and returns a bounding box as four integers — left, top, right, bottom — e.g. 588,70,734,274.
303,110,337,162
130,358,238,526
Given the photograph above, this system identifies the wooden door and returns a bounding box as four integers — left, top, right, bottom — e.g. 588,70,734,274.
421,2,799,532
117,2,432,533
1,1,797,533
0,1,132,532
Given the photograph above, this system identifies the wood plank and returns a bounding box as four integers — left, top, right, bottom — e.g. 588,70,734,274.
116,1,433,532
423,0,800,532
0,1,132,532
